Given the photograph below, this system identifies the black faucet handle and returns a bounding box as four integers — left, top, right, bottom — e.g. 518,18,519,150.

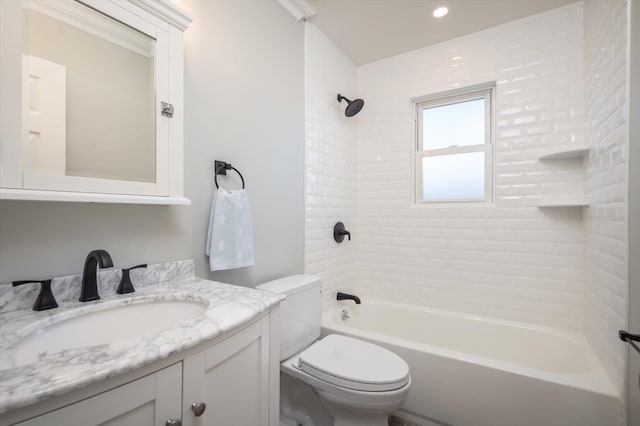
13,279,58,311
334,222,352,243
117,264,147,294
125,264,147,272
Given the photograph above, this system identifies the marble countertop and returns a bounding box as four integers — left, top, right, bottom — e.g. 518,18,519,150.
0,260,284,415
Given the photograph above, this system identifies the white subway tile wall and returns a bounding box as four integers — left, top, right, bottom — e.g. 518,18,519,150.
355,3,585,329
583,0,628,398
305,23,358,310
304,0,628,401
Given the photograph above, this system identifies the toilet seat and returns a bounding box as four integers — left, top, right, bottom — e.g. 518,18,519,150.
296,334,410,392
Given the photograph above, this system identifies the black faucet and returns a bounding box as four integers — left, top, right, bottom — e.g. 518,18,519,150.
80,249,113,302
337,292,361,304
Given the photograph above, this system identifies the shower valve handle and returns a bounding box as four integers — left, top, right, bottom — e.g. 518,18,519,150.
334,222,351,243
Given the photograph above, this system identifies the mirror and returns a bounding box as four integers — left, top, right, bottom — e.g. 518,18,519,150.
22,0,156,183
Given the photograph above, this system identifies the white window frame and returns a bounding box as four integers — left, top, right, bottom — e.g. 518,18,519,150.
414,83,495,204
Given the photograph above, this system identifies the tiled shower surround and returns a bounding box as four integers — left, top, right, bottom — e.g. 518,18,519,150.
305,0,628,406
583,0,628,400
305,23,358,311
355,2,584,328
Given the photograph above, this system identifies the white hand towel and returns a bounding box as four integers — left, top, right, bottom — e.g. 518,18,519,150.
206,188,255,271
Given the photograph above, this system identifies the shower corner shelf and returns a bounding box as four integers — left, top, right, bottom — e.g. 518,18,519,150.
536,145,591,209
537,197,590,208
537,146,590,161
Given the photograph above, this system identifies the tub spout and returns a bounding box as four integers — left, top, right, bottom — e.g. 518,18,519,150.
337,292,361,304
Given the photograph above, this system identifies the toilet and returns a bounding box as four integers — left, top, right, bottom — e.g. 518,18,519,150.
256,275,411,426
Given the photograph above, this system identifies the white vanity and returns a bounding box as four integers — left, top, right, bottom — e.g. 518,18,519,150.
0,0,191,205
0,260,283,426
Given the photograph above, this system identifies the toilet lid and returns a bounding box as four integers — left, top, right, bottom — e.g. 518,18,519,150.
297,334,410,392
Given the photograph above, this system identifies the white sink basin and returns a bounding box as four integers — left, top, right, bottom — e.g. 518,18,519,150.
13,299,207,354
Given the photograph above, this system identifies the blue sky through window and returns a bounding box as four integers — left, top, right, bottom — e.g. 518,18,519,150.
422,98,485,150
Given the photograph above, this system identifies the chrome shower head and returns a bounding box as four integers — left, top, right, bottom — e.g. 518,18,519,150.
337,93,364,117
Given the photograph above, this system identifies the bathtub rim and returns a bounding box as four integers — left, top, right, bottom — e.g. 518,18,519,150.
322,296,619,399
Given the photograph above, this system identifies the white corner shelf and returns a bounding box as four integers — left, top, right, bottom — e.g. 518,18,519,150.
537,146,590,161
537,146,590,209
537,197,590,208
0,188,191,205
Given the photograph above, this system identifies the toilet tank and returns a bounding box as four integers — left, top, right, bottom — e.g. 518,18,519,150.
256,275,322,361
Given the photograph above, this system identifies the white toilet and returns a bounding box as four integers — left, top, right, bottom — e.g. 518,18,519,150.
257,275,411,426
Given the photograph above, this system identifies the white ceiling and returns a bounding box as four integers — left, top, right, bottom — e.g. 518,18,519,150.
307,0,578,65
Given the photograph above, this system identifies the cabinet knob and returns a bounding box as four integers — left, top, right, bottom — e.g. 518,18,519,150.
191,402,207,417
161,101,174,118
165,420,182,426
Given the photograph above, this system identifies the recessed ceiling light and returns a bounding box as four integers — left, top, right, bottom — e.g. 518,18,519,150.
433,6,448,18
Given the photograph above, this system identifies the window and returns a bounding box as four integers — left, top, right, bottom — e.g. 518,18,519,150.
415,84,494,203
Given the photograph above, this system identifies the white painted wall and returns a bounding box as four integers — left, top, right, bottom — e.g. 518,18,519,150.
583,0,629,402
181,0,305,285
304,23,359,310
0,0,305,288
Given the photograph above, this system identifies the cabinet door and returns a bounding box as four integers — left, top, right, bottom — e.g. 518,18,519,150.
16,363,182,426
0,0,185,198
183,318,271,426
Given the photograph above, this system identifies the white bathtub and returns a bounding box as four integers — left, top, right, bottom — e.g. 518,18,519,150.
322,297,620,426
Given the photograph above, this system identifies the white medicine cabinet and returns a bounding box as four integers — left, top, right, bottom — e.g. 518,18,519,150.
0,0,192,205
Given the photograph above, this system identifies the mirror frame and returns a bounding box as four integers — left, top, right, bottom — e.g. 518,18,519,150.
0,0,192,205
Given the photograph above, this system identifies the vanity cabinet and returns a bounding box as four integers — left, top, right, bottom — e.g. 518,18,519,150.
182,315,272,426
0,0,192,205
15,363,183,426
6,314,278,426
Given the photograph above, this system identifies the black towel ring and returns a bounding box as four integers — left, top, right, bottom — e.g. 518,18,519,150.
214,160,245,189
